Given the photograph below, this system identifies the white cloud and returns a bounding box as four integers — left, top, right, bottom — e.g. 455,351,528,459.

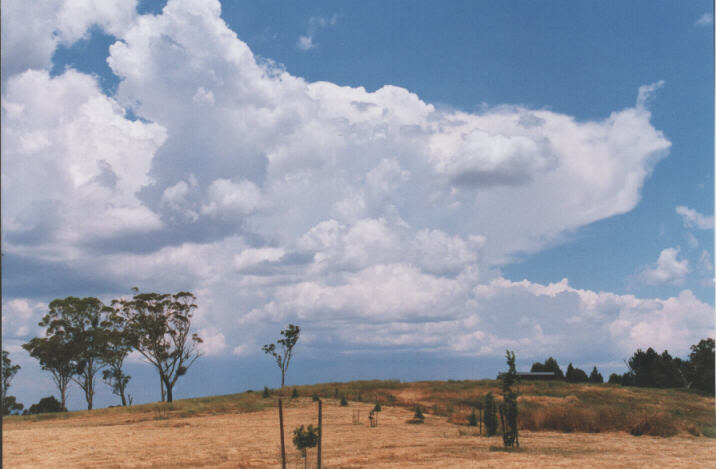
201,179,262,218
676,206,713,230
2,69,167,257
695,13,714,27
640,247,690,285
297,36,316,51
197,328,227,356
3,0,703,368
1,0,138,79
1,299,46,338
296,15,338,51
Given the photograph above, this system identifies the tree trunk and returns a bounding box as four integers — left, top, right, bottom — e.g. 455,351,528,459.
86,373,94,410
164,376,174,403
281,369,285,388
160,374,166,402
119,382,127,406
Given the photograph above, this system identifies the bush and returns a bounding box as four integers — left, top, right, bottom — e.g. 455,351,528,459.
407,405,425,424
2,395,24,415
373,402,381,412
589,366,604,383
28,396,65,414
629,413,678,437
291,388,298,398
262,386,271,398
312,392,320,402
483,393,498,436
340,395,348,406
293,424,319,466
467,409,478,427
414,405,424,421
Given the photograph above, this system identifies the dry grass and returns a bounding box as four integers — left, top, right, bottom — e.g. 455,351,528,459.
4,396,716,468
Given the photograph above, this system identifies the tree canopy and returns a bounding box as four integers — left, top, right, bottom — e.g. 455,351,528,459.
113,291,202,402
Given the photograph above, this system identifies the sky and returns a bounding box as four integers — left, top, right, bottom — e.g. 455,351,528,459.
1,0,714,411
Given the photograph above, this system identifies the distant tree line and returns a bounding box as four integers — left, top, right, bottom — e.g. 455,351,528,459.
530,357,604,384
608,338,714,394
4,290,203,414
529,337,714,395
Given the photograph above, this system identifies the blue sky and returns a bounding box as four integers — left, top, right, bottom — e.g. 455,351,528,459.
1,0,713,410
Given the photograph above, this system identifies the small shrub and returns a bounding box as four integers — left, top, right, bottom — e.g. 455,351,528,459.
312,392,320,402
406,405,425,424
484,393,498,436
373,402,381,412
467,409,478,427
262,386,271,398
340,396,348,406
629,413,678,437
293,424,319,468
291,388,299,399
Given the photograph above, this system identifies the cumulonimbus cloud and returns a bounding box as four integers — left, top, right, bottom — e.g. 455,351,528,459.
2,0,709,365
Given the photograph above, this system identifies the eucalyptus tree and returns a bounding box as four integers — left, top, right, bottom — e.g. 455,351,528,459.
30,297,109,410
262,324,300,388
22,334,74,410
100,311,134,406
113,291,203,403
2,350,23,415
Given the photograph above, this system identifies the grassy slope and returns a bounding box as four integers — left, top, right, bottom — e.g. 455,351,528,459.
5,379,714,437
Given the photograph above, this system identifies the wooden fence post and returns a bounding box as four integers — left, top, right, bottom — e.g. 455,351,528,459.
317,399,322,469
279,399,286,469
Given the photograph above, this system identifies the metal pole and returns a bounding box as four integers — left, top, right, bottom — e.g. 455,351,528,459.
317,399,322,469
279,399,286,469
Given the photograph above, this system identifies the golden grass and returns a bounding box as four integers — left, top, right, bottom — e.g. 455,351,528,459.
4,397,715,468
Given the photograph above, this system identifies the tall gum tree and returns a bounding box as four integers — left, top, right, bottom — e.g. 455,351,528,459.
33,297,108,410
113,291,202,403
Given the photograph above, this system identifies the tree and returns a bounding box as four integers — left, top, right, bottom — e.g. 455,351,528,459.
292,424,318,469
2,350,20,398
262,324,300,388
499,350,519,447
589,366,604,384
38,297,109,410
23,335,74,410
531,356,564,379
627,348,684,388
565,363,589,383
113,291,203,403
687,338,714,395
483,392,498,436
2,350,23,415
101,311,133,406
3,396,24,415
28,396,65,414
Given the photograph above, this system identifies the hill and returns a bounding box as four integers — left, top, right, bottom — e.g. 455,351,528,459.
6,379,715,436
3,380,715,468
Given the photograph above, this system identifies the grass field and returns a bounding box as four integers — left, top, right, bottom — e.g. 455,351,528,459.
3,380,715,468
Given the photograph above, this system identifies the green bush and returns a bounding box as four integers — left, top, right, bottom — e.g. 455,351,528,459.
467,409,478,427
340,395,348,406
312,392,320,402
28,396,65,414
373,402,381,412
291,388,298,398
414,405,424,422
483,393,498,436
262,386,271,398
